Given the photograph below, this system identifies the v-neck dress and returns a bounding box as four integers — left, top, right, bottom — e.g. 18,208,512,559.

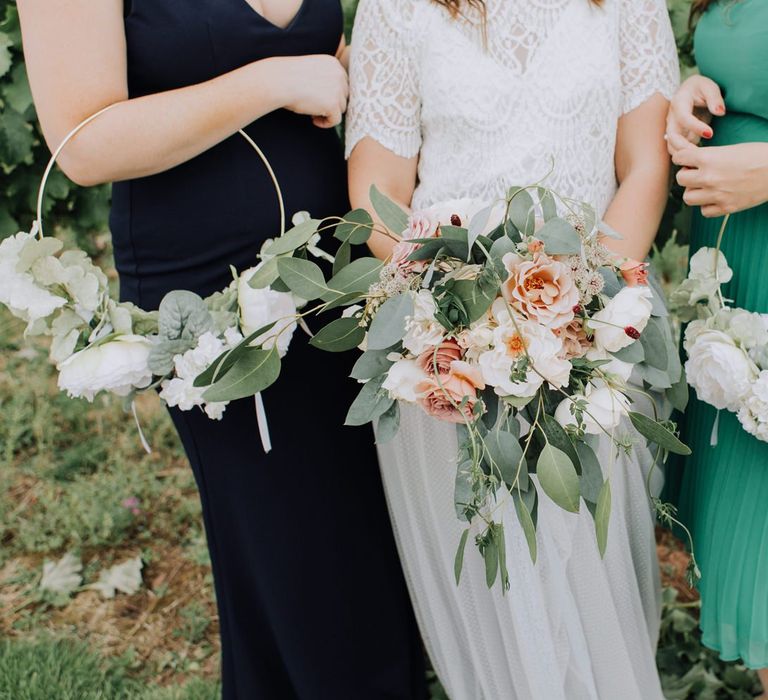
117,2,425,698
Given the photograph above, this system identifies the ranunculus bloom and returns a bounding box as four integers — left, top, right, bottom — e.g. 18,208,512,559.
238,266,298,358
555,382,631,435
417,360,485,423
685,328,757,411
554,319,591,360
501,252,579,329
382,358,429,403
391,213,439,271
620,260,649,287
57,335,153,401
591,286,653,353
417,339,463,375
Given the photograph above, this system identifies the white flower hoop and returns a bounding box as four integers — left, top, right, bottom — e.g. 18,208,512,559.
0,103,325,453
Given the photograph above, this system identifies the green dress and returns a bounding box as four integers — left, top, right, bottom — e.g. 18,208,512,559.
677,0,768,669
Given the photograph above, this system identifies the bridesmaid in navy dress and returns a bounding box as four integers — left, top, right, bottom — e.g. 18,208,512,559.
17,1,425,697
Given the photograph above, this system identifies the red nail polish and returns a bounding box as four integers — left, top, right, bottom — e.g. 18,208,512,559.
703,128,713,139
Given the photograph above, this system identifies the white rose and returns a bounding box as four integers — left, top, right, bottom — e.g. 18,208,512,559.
685,329,757,411
57,335,152,401
555,383,630,435
688,247,732,284
738,371,768,442
591,286,653,353
479,318,571,398
586,348,633,382
382,359,428,403
238,266,298,358
403,290,445,355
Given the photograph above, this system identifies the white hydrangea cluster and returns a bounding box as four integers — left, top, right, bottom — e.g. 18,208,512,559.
159,329,244,420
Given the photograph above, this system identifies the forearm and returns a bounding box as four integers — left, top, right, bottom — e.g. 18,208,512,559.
54,59,289,186
601,167,669,261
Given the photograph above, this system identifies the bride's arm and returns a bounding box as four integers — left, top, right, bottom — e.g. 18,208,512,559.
17,0,348,186
601,93,671,261
348,138,418,260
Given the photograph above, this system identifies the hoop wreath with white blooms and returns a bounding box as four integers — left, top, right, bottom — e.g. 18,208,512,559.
0,105,374,452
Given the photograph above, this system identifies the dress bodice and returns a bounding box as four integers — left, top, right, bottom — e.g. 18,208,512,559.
112,0,348,309
695,0,768,145
346,0,678,216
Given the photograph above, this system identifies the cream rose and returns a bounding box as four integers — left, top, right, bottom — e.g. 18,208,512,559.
688,247,733,283
685,329,757,411
57,335,152,401
403,290,445,355
238,266,298,358
382,358,429,403
590,286,653,353
501,252,579,329
555,382,630,435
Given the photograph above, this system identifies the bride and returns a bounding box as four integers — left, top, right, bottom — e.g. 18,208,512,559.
346,0,678,698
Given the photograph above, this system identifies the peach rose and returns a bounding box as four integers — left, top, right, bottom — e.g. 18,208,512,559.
554,319,592,360
390,213,439,272
620,260,649,287
416,339,463,375
417,360,485,423
501,252,579,329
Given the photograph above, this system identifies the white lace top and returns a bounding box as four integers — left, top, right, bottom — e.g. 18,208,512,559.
346,0,679,216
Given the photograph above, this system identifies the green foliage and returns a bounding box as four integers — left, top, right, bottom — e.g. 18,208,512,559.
0,636,221,700
0,1,110,242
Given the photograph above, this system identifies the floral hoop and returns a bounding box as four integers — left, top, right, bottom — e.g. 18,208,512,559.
0,104,326,453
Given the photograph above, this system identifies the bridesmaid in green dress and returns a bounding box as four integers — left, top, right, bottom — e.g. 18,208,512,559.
665,0,768,693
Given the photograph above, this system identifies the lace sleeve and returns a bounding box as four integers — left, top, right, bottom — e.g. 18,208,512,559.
619,0,680,115
344,0,422,159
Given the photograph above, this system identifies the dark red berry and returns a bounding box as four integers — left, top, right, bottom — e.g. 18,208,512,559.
450,214,462,226
572,304,582,315
624,326,641,340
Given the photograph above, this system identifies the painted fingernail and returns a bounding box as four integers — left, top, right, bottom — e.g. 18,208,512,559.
716,105,725,115
703,128,713,139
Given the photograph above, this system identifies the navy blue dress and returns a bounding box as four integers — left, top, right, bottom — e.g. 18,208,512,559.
115,2,425,698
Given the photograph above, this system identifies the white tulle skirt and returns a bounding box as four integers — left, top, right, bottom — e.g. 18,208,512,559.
375,401,665,700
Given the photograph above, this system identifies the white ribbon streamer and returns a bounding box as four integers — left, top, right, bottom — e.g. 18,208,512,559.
131,400,153,455
710,410,720,447
255,393,272,453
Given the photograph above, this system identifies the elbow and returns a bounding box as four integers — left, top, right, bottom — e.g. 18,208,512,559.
56,150,111,187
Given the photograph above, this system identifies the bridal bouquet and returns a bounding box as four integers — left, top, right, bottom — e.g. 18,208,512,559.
268,185,690,589
672,244,768,442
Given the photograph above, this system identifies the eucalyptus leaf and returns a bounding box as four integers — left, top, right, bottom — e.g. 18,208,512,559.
333,241,352,275
628,412,691,455
508,189,535,236
640,316,669,371
277,257,328,300
489,235,517,260
599,268,623,299
513,491,537,563
541,414,581,475
370,185,409,235
537,443,580,513
612,339,645,364
202,347,281,402
367,294,414,350
483,429,526,491
454,528,471,586
334,208,373,245
351,349,395,380
322,291,367,312
345,375,393,426
148,337,194,376
494,524,510,592
262,218,321,256
595,479,612,558
323,257,383,302
576,441,604,505
467,206,493,259
193,321,278,387
309,317,365,352
536,218,582,255
484,536,499,589
247,257,280,289
537,187,557,221
667,369,690,413
376,401,401,443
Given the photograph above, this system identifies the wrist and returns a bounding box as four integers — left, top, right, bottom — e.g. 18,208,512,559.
249,57,296,113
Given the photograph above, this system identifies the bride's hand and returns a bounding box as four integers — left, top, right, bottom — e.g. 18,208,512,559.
671,136,768,217
276,54,349,128
666,75,726,156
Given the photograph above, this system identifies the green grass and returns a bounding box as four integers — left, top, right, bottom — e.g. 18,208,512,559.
0,637,220,700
